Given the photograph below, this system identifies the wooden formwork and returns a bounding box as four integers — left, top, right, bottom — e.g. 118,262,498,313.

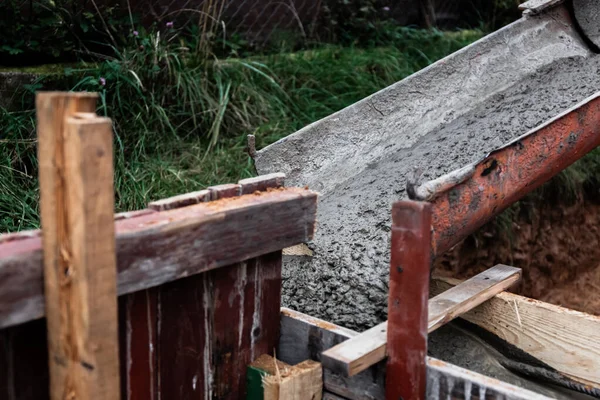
321,93,600,399
2,91,600,400
0,92,318,399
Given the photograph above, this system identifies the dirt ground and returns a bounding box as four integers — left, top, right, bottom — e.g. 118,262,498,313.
434,199,600,316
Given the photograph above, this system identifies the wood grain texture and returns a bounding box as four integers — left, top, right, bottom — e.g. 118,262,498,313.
118,289,158,400
321,322,386,378
208,183,241,200
278,309,385,400
239,173,286,195
431,276,600,386
280,308,553,400
0,252,282,400
386,201,431,400
263,360,322,400
147,190,211,211
0,187,317,329
158,251,282,400
37,92,120,400
321,265,521,379
428,265,521,332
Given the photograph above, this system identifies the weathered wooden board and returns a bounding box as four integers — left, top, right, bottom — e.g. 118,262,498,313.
118,289,158,400
239,173,286,195
158,252,282,399
431,276,600,386
0,187,317,329
148,190,211,211
0,252,282,400
386,201,431,400
280,308,552,400
428,265,521,331
38,94,121,399
321,265,521,378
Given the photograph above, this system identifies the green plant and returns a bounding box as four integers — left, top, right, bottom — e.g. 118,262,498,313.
0,27,485,232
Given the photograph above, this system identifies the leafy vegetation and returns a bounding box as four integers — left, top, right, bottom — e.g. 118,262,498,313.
0,26,484,232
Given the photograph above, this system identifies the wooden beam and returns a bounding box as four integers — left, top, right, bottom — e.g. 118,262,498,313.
431,276,600,386
0,187,317,329
321,265,521,378
386,201,431,400
37,92,120,399
279,308,553,400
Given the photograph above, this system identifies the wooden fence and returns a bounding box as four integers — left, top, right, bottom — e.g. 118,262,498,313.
0,92,317,399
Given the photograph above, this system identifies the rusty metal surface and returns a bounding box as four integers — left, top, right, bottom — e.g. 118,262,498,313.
415,93,600,255
387,201,431,400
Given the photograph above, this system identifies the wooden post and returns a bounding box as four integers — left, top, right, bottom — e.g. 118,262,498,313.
37,92,120,399
386,201,431,400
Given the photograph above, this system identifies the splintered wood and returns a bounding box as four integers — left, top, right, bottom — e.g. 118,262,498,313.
321,264,521,378
249,354,323,400
263,360,322,400
37,93,120,399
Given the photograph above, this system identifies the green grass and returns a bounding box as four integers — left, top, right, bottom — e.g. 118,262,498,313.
2,28,485,232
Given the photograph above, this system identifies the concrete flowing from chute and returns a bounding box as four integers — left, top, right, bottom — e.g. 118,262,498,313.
255,1,600,397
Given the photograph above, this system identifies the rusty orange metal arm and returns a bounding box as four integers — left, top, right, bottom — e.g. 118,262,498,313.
409,92,600,256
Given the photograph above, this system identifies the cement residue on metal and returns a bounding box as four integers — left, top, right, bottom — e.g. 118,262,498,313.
280,54,600,330
257,5,600,396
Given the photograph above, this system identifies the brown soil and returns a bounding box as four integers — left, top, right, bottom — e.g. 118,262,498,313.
434,199,600,316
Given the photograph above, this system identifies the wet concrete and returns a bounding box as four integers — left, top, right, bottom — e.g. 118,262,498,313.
280,54,600,330
257,4,600,396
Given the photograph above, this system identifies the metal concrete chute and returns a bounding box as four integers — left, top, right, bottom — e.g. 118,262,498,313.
252,0,600,397
253,0,594,193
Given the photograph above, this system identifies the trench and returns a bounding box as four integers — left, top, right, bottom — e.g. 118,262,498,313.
435,193,600,316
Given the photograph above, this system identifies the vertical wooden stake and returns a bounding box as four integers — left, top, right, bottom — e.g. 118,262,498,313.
37,92,121,399
386,201,431,400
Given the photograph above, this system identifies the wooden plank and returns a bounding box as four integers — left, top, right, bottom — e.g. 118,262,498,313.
239,173,286,195
148,190,211,211
263,360,322,400
426,358,552,400
431,276,600,386
428,265,521,332
386,201,431,400
118,289,158,400
321,265,521,378
37,93,121,399
158,252,282,399
280,308,553,400
278,308,385,400
0,187,317,329
114,209,155,221
208,183,242,200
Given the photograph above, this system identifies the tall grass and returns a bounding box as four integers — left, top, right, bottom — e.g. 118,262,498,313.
0,27,483,232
